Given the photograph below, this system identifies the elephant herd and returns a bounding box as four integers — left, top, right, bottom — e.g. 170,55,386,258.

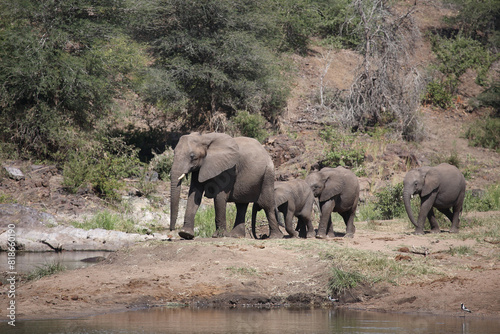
169,132,466,240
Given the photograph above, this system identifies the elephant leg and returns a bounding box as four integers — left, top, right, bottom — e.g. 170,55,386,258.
228,202,249,238
284,204,298,238
341,210,356,238
437,207,458,233
179,182,204,240
414,196,435,235
212,193,229,238
317,200,334,239
449,191,465,233
426,208,441,233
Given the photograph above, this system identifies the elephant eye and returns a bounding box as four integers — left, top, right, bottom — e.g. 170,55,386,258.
190,152,196,161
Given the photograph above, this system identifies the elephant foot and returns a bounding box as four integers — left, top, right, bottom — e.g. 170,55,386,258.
344,232,354,238
179,229,195,240
267,230,284,239
430,228,441,234
227,224,246,238
449,227,459,233
413,229,425,235
316,233,328,239
212,228,228,238
306,232,316,239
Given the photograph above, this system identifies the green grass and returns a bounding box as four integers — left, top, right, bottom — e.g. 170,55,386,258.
226,266,258,276
328,267,366,295
194,204,238,237
26,262,66,281
446,246,475,256
72,210,137,233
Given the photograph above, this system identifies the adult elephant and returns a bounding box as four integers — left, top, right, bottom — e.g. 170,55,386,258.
403,163,466,234
251,179,315,239
170,132,283,240
306,167,359,238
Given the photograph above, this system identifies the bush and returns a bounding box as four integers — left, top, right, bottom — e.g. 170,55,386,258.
463,185,500,212
231,111,268,143
423,80,454,109
150,149,175,181
374,183,406,220
63,138,142,200
464,116,500,152
320,127,365,170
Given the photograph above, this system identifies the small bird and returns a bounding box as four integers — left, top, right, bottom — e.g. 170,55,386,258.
461,303,472,314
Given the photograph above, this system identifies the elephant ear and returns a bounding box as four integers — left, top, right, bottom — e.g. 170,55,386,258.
421,168,440,197
320,173,343,202
198,133,239,183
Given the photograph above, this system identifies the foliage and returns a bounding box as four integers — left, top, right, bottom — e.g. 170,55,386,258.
194,204,237,238
231,111,268,143
320,127,365,170
0,0,148,162
442,0,500,48
150,149,175,181
328,267,365,295
470,82,500,115
374,183,406,220
72,210,137,233
26,262,66,281
423,80,454,109
62,138,142,200
131,0,290,128
315,0,361,48
464,116,500,152
430,33,494,95
463,185,500,212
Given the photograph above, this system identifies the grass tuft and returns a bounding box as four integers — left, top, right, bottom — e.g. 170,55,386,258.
26,262,66,281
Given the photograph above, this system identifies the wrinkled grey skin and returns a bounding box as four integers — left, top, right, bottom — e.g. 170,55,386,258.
306,167,359,238
170,132,282,240
251,179,315,239
403,163,466,234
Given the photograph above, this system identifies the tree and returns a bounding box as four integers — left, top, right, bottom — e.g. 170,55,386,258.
340,0,424,141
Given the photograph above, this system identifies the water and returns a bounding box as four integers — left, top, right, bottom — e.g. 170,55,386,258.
0,251,110,274
2,307,499,334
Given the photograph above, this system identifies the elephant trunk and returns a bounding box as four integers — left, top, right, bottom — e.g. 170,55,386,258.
403,188,418,228
170,163,186,231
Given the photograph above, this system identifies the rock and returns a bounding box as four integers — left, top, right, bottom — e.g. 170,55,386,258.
263,134,305,168
3,166,25,180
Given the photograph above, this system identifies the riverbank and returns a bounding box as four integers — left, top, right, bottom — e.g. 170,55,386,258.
4,210,499,321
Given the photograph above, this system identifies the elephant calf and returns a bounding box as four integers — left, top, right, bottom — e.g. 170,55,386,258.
306,167,360,238
251,179,315,239
403,163,466,234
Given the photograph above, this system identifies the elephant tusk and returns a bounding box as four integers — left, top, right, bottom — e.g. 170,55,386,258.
178,173,186,181
411,194,414,199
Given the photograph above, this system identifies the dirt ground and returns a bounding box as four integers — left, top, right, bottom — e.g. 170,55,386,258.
6,211,500,321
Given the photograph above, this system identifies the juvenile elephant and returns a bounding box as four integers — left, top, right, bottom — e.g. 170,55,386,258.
306,167,359,238
251,179,315,239
170,132,283,240
403,163,466,234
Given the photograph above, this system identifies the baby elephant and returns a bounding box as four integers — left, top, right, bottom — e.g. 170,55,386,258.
403,163,466,234
252,179,315,239
306,167,359,238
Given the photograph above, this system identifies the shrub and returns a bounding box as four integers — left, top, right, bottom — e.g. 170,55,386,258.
374,183,406,220
464,116,500,152
63,138,142,200
463,185,500,212
423,80,454,109
320,127,365,170
150,149,175,181
231,111,268,143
